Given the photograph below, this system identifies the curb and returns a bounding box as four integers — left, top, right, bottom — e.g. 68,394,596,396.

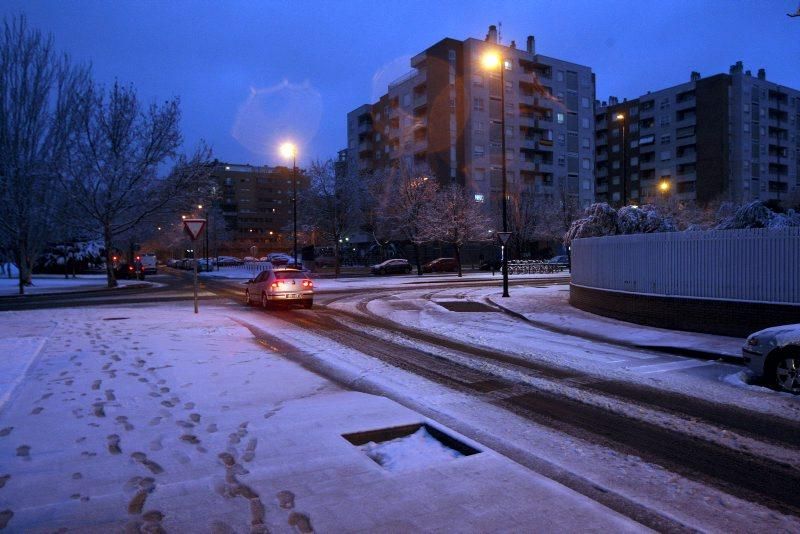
486,296,741,363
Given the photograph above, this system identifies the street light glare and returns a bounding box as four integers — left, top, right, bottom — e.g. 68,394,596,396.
481,51,501,70
659,180,670,192
616,113,625,121
279,142,297,159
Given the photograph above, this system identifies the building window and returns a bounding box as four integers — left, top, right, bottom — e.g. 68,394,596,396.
630,156,639,166
557,70,564,82
582,137,590,149
474,168,486,180
581,97,590,108
611,144,620,153
474,194,484,202
660,150,671,161
581,117,590,128
557,113,565,124
448,49,456,61
472,74,483,86
474,120,484,134
660,134,671,144
474,145,485,157
582,158,592,170
473,98,484,111
660,115,671,126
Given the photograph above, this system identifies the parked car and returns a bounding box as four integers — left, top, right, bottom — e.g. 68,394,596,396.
243,256,257,262
244,267,314,309
267,253,293,266
113,261,145,280
216,256,243,267
546,255,570,265
371,258,412,275
743,324,800,393
166,259,182,268
422,257,458,273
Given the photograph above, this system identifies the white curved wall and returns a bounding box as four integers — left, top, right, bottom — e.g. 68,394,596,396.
570,227,800,304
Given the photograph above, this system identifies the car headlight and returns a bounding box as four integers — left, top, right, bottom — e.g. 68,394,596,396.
746,337,759,347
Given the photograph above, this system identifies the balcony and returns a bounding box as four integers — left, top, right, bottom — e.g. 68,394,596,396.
413,93,427,109
412,117,428,130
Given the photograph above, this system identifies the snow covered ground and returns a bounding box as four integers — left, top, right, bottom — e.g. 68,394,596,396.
0,274,148,297
0,302,642,532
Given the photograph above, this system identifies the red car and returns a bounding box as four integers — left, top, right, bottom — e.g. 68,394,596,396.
422,257,458,273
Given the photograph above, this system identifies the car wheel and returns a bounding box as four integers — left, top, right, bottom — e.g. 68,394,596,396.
302,299,313,309
774,352,800,394
380,268,386,275
405,266,411,273
261,292,269,309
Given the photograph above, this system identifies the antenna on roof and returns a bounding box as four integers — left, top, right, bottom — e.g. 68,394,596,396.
497,21,503,43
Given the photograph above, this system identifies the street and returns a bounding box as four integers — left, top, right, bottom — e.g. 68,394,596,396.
0,270,798,531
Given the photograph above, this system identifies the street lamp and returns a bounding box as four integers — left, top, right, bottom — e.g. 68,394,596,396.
280,141,298,267
615,113,627,206
482,50,510,298
198,204,207,270
658,179,670,198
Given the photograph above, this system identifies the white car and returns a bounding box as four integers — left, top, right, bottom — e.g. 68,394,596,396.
743,324,800,393
244,268,313,309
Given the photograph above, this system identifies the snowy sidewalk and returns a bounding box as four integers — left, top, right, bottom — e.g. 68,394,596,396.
487,284,744,359
0,301,643,532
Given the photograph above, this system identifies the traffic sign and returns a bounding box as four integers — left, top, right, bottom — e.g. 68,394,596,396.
183,219,207,241
497,231,512,245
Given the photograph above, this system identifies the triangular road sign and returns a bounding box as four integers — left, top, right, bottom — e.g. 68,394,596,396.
183,219,207,241
497,231,512,245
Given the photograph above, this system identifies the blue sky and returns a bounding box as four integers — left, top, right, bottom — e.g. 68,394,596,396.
2,1,799,166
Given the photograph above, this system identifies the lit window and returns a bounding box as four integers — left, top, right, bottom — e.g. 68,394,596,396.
474,194,485,202
557,113,565,124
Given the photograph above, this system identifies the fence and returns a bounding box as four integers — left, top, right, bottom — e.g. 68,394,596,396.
570,227,800,304
508,260,568,275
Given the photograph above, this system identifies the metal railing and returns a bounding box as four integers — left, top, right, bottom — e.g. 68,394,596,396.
507,260,568,274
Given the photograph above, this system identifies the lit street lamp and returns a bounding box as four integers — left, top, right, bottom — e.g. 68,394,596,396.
615,113,627,206
658,179,670,198
482,50,510,297
280,141,299,267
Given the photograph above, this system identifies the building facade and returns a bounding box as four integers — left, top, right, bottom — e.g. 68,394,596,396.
347,26,597,214
596,63,800,207
210,162,307,253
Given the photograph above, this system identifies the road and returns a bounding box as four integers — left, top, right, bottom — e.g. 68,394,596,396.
3,269,799,531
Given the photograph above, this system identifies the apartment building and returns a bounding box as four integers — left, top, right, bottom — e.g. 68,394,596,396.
347,26,597,213
596,63,800,207
210,161,307,251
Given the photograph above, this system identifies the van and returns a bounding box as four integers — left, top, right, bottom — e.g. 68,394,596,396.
139,253,157,274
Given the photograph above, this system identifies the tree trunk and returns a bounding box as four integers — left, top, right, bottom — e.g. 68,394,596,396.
15,244,26,295
413,242,422,276
334,240,341,278
454,244,463,277
104,225,118,288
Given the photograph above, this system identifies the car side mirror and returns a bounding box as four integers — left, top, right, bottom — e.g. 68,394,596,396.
246,278,254,284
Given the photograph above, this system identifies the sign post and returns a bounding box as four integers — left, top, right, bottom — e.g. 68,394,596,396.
497,231,512,298
183,219,207,313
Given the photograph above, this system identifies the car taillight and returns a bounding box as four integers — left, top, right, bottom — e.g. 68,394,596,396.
271,282,279,289
302,280,312,287
128,266,134,271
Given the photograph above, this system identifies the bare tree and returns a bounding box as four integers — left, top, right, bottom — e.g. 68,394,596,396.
420,184,490,277
300,159,364,277
377,163,439,275
0,15,90,294
60,81,213,287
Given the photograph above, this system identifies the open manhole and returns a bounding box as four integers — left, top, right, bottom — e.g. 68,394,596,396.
436,301,497,313
102,317,130,321
342,423,480,472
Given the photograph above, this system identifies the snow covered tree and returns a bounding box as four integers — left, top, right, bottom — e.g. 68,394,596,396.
564,202,675,245
375,163,439,275
716,200,800,229
59,81,213,287
0,16,90,293
419,184,491,277
300,159,364,277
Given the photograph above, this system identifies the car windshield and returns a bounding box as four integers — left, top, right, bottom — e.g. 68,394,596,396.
275,271,307,280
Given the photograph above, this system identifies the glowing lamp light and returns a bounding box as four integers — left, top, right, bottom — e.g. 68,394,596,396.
279,142,297,160
481,51,502,70
616,113,625,121
659,181,670,193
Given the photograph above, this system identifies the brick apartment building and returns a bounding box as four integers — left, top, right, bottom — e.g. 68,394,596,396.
210,161,308,253
347,25,597,215
596,62,800,207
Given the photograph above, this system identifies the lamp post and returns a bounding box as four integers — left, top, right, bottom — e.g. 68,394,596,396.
198,204,208,271
616,113,627,206
482,51,510,297
280,142,298,267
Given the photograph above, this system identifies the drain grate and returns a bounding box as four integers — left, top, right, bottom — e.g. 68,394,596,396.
436,301,497,313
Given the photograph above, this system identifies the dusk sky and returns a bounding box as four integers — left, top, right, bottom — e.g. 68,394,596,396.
2,1,799,167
